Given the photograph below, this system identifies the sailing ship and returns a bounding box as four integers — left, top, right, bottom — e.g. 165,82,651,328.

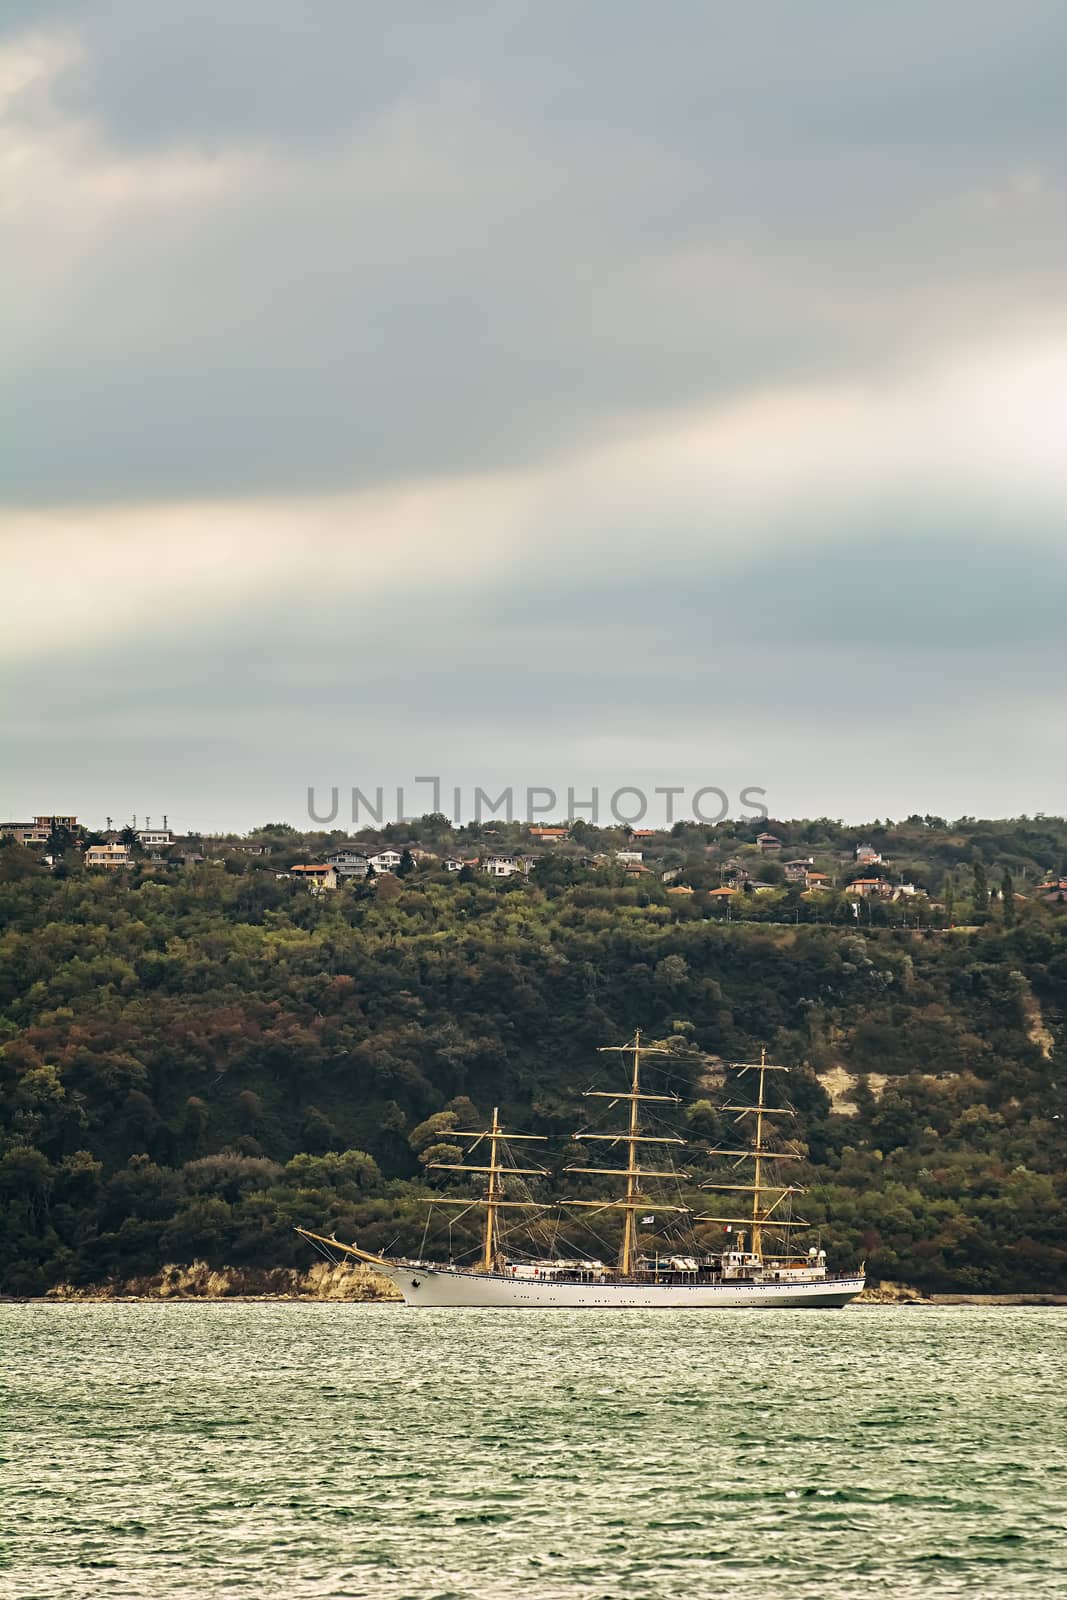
297,1034,865,1307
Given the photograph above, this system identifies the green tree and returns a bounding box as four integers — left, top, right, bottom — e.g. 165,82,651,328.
972,860,989,921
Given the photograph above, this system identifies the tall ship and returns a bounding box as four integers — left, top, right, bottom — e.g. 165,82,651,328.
298,1034,865,1307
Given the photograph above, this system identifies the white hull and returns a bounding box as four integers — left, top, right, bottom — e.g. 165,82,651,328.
372,1261,865,1308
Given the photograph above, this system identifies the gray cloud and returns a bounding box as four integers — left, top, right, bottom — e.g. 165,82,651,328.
5,3,1067,825
3,2,1067,504
7,516,1065,830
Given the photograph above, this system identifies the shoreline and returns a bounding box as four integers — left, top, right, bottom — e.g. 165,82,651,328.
5,1262,1063,1308
5,1289,1065,1308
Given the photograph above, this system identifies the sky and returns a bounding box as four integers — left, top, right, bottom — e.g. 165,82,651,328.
3,2,1066,833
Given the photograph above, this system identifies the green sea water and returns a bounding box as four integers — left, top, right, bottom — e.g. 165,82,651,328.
1,1304,1063,1599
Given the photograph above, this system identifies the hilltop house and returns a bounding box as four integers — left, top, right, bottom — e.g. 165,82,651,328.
783,857,815,882
85,843,132,870
528,826,569,843
326,848,372,879
855,843,883,866
137,829,174,854
756,833,782,853
0,822,50,848
290,864,338,892
484,855,532,878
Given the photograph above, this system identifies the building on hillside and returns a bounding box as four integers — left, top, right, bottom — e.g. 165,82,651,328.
1,822,50,847
720,861,749,885
783,857,815,882
615,850,643,864
368,849,403,872
1035,878,1067,904
804,870,831,890
326,848,372,879
36,815,79,833
708,886,737,899
667,885,694,896
756,832,782,853
485,855,531,878
845,877,893,899
855,843,883,865
137,829,175,853
528,826,569,843
628,828,658,841
290,864,338,892
85,843,132,869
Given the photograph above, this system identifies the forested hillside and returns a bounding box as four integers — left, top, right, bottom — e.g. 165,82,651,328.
2,822,1065,1295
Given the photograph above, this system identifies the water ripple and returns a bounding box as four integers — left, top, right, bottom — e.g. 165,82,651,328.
1,1304,1064,1599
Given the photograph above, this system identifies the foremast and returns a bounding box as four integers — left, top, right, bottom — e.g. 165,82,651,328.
564,1030,690,1276
699,1047,807,1256
427,1107,546,1272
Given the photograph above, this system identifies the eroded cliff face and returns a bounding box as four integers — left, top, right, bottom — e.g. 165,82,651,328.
1022,984,1055,1059
44,1259,403,1302
817,1066,888,1116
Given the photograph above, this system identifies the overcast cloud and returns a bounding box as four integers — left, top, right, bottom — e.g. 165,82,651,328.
3,3,1066,830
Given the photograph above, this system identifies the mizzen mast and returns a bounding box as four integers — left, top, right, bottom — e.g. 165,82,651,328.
563,1029,690,1276
427,1107,546,1272
698,1047,807,1254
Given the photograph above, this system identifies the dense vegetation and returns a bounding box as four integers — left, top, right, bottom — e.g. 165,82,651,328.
1,815,1065,1295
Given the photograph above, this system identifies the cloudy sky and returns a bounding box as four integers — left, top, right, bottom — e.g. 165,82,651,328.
3,2,1066,832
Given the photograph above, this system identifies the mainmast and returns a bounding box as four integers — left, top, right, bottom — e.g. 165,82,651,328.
698,1047,807,1256
427,1107,546,1272
563,1030,690,1276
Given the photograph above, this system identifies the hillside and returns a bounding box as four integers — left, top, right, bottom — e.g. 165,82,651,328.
1,816,1065,1295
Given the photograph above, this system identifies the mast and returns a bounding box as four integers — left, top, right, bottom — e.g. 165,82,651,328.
427,1108,546,1273
698,1046,808,1256
563,1029,690,1277
751,1047,767,1255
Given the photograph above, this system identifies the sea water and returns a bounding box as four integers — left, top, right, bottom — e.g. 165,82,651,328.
1,1304,1063,1598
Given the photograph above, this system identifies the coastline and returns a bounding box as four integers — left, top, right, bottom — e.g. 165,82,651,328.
6,1266,1063,1306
